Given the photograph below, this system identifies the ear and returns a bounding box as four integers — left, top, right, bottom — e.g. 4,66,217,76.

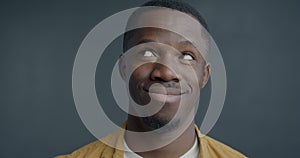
118,54,126,80
201,63,210,88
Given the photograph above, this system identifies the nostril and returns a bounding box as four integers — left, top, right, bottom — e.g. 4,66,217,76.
153,77,166,82
172,78,179,82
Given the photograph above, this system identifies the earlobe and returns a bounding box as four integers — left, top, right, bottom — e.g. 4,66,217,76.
201,63,211,88
118,54,126,80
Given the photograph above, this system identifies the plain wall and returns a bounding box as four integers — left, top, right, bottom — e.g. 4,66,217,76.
1,0,299,157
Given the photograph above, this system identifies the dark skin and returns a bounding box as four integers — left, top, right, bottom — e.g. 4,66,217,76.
118,7,210,157
119,28,210,158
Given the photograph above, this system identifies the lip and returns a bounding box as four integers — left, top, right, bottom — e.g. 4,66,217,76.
143,87,185,95
148,92,181,103
143,86,187,103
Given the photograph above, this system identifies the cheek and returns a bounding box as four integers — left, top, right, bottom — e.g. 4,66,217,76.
126,62,149,81
127,64,154,105
129,63,153,80
127,63,154,93
183,65,204,87
194,64,205,86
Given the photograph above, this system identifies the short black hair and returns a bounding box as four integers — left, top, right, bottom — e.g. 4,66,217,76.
142,0,209,31
123,0,209,52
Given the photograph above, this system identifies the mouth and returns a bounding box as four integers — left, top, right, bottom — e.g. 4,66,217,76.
143,86,187,103
143,87,185,95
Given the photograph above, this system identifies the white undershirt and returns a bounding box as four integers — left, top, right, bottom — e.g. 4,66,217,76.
124,136,199,158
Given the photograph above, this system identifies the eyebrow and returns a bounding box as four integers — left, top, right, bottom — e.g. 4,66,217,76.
179,40,194,47
137,39,156,45
137,39,195,46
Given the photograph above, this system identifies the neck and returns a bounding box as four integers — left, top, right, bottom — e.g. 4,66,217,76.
125,116,196,158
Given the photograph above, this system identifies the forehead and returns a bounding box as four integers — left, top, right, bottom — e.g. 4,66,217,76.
126,7,209,59
127,28,189,44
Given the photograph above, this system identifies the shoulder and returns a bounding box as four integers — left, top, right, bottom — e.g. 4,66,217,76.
194,124,246,158
55,140,108,158
200,135,246,158
55,124,126,158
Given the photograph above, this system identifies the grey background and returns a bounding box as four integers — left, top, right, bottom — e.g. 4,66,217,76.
1,0,299,157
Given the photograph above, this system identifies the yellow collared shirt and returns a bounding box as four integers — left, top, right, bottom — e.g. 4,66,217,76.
56,123,246,158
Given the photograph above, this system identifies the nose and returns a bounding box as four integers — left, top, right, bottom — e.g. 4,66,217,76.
150,63,179,82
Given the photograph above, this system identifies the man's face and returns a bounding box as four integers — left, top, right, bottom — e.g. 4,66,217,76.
120,9,210,130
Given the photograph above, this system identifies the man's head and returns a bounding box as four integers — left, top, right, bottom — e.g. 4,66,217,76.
119,0,211,131
123,0,209,52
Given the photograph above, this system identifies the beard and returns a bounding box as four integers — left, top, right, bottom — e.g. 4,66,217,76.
141,116,180,133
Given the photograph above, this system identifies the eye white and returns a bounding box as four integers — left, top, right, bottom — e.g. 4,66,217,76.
143,50,155,57
182,54,194,60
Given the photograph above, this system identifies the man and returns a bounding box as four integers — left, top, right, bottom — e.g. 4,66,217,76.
56,0,246,157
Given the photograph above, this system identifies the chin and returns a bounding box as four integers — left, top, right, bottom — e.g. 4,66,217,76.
141,114,180,132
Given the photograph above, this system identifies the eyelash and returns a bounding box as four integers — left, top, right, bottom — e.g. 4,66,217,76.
181,52,196,60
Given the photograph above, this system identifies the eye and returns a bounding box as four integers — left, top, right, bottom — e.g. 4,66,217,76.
142,50,156,57
180,52,195,60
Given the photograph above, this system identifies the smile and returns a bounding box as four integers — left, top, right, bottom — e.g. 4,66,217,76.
143,87,187,103
143,87,184,95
